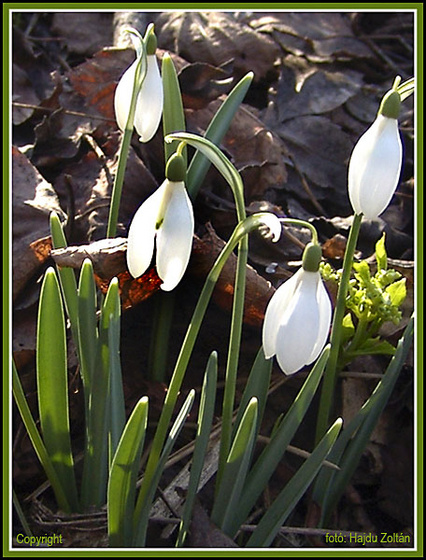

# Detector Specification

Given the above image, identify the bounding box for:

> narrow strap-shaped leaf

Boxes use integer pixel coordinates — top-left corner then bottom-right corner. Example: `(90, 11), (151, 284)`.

(176, 352), (218, 547)
(36, 267), (79, 511)
(12, 360), (71, 513)
(108, 396), (149, 547)
(233, 347), (272, 439)
(84, 278), (120, 507)
(211, 397), (258, 535)
(107, 279), (126, 460)
(186, 72), (253, 199)
(77, 259), (98, 414)
(78, 259), (101, 509)
(133, 389), (196, 547)
(232, 345), (330, 532)
(108, 317), (126, 460)
(13, 489), (33, 537)
(148, 52), (186, 384)
(49, 211), (79, 350)
(247, 418), (343, 547)
(314, 316), (414, 523)
(162, 53), (186, 165)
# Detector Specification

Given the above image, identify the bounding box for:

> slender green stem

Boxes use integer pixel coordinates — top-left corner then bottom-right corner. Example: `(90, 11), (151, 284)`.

(106, 128), (133, 239)
(280, 218), (318, 245)
(217, 233), (248, 485)
(165, 132), (252, 482)
(133, 213), (276, 524)
(315, 213), (363, 443)
(215, 152), (247, 484)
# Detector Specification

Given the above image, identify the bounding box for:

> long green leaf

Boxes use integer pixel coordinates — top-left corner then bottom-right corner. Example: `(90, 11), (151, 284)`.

(247, 418), (343, 547)
(162, 53), (186, 165)
(86, 278), (120, 507)
(314, 316), (414, 523)
(49, 211), (79, 351)
(77, 259), (98, 414)
(231, 345), (330, 533)
(133, 389), (196, 547)
(12, 360), (71, 513)
(233, 347), (272, 439)
(176, 352), (218, 547)
(108, 280), (126, 461)
(148, 52), (186, 384)
(78, 259), (100, 509)
(108, 396), (149, 547)
(186, 72), (253, 199)
(36, 267), (79, 511)
(211, 397), (258, 535)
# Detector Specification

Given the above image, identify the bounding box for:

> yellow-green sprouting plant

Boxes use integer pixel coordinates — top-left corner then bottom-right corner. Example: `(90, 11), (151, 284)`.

(320, 233), (406, 366)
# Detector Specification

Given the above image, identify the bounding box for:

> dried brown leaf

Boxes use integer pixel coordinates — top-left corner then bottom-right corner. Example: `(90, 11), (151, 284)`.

(53, 136), (158, 241)
(275, 67), (364, 122)
(186, 99), (287, 202)
(247, 12), (373, 60)
(12, 146), (66, 300)
(67, 47), (134, 121)
(156, 11), (280, 82)
(12, 63), (40, 125)
(277, 115), (353, 210)
(51, 12), (113, 56)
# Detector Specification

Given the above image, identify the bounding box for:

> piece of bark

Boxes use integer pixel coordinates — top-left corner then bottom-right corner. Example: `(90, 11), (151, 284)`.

(51, 224), (276, 326)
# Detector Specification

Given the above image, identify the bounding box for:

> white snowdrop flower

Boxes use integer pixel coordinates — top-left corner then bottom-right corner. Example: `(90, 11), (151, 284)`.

(126, 154), (194, 292)
(114, 28), (163, 142)
(262, 243), (332, 375)
(348, 88), (402, 220)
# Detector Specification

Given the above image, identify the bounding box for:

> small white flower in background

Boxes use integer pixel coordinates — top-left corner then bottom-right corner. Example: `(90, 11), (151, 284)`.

(126, 154), (194, 292)
(262, 243), (332, 375)
(348, 87), (402, 220)
(114, 27), (163, 142)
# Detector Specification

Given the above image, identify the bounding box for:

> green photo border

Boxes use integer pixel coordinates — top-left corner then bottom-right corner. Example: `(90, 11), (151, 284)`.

(3, 2), (423, 557)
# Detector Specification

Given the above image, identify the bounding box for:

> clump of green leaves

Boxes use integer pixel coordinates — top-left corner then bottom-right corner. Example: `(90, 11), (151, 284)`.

(321, 233), (407, 367)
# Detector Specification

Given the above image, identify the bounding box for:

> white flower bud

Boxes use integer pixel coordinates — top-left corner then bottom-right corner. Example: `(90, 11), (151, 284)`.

(114, 44), (163, 142)
(348, 114), (402, 220)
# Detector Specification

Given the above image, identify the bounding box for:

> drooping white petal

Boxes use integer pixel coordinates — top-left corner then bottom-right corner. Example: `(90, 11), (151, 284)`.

(156, 181), (194, 291)
(348, 115), (402, 220)
(262, 269), (302, 359)
(126, 181), (169, 278)
(134, 54), (163, 143)
(308, 276), (332, 363)
(275, 271), (321, 375)
(114, 59), (138, 132)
